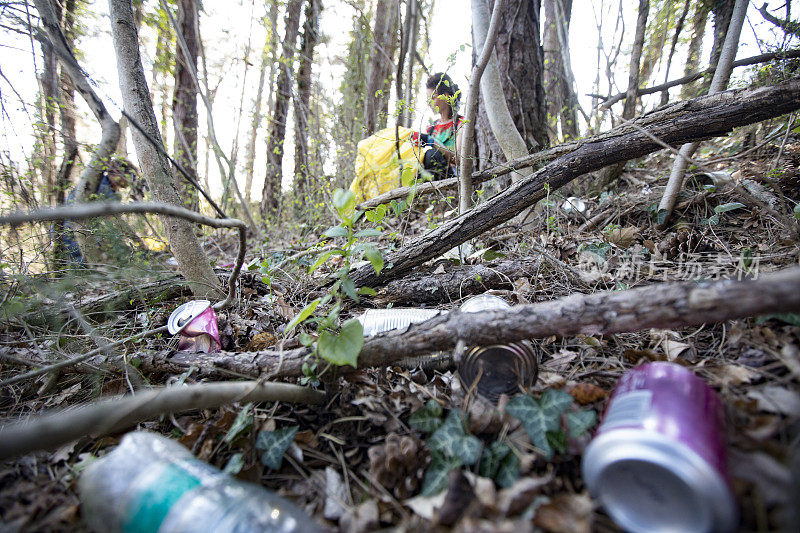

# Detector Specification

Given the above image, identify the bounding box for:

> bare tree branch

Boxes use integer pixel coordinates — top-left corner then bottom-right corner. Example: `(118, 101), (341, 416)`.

(0, 381), (325, 460)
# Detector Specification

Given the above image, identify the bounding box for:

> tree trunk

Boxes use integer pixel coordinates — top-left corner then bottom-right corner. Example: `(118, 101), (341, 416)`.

(243, 4), (275, 205)
(659, 0), (691, 105)
(596, 0), (648, 188)
(108, 0), (220, 299)
(363, 0), (399, 137)
(293, 0), (321, 205)
(702, 0), (735, 93)
(400, 0), (419, 126)
(658, 0), (748, 226)
(260, 0), (303, 220)
(172, 0), (199, 210)
(475, 0), (548, 178)
(542, 0), (577, 143)
(681, 0), (711, 99)
(350, 79), (800, 288)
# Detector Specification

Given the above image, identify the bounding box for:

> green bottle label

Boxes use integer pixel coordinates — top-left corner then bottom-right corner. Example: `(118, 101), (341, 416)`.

(122, 463), (201, 533)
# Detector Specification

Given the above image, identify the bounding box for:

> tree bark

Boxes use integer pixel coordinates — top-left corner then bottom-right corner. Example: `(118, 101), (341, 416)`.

(659, 0), (690, 105)
(293, 0), (321, 204)
(108, 0), (220, 299)
(260, 0), (303, 220)
(350, 79), (800, 288)
(702, 0), (735, 93)
(681, 0), (711, 100)
(156, 267), (800, 380)
(363, 0), (399, 136)
(658, 0), (748, 226)
(596, 0), (648, 188)
(475, 0), (548, 177)
(243, 6), (274, 205)
(0, 381), (325, 461)
(376, 257), (542, 304)
(460, 0), (508, 213)
(542, 0), (578, 142)
(172, 0), (199, 210)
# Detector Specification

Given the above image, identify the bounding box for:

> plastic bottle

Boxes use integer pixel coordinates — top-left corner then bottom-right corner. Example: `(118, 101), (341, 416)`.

(79, 431), (320, 533)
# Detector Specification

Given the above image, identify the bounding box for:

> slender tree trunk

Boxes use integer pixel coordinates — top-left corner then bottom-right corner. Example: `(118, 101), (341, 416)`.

(543, 0), (577, 143)
(293, 0), (321, 206)
(260, 0), (303, 220)
(38, 37), (58, 205)
(475, 0), (548, 178)
(109, 0), (220, 298)
(172, 0), (199, 210)
(681, 1), (711, 100)
(401, 0), (418, 126)
(702, 0), (735, 93)
(243, 2), (277, 205)
(659, 0), (691, 105)
(596, 0), (648, 188)
(363, 0), (399, 136)
(658, 0), (748, 226)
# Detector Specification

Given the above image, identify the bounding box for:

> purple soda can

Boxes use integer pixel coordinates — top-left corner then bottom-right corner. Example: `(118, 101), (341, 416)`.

(582, 362), (737, 533)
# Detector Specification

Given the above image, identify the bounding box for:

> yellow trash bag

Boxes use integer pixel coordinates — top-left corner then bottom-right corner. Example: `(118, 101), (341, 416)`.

(351, 126), (428, 203)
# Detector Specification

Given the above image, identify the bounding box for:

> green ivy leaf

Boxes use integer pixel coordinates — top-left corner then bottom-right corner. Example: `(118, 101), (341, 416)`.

(794, 203), (800, 220)
(357, 287), (377, 296)
(546, 430), (568, 455)
(421, 454), (462, 496)
(409, 399), (444, 433)
(451, 434), (482, 465)
(255, 426), (298, 470)
(428, 411), (466, 455)
(284, 298), (320, 336)
(565, 409), (597, 438)
(318, 318), (363, 368)
(494, 450), (521, 488)
(355, 228), (382, 238)
(714, 202), (746, 214)
(224, 403), (253, 444)
(506, 390), (573, 460)
(223, 452), (245, 475)
(478, 441), (511, 479)
(333, 188), (355, 219)
(363, 245), (384, 276)
(324, 225), (349, 238)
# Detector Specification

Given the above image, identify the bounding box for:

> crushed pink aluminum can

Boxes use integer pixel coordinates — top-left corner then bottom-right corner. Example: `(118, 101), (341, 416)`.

(167, 300), (221, 353)
(582, 362), (737, 532)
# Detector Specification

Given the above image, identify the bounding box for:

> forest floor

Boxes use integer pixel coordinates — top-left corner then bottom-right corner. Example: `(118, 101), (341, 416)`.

(1, 132), (799, 532)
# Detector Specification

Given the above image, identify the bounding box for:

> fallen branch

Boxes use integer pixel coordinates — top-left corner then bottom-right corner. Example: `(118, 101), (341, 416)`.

(599, 48), (800, 109)
(150, 267), (800, 379)
(0, 201), (246, 310)
(375, 257), (543, 304)
(350, 80), (800, 287)
(0, 380), (325, 461)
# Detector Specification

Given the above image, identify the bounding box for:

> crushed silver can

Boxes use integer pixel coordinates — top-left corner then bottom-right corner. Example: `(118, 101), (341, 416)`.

(457, 294), (539, 401)
(357, 308), (442, 337)
(582, 362), (737, 533)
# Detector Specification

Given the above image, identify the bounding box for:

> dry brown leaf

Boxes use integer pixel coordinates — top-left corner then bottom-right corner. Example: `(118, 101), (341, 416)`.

(569, 383), (609, 405)
(604, 226), (638, 248)
(496, 473), (554, 515)
(340, 499), (378, 533)
(405, 493), (446, 521)
(274, 295), (297, 321)
(245, 331), (276, 351)
(546, 349), (579, 372)
(533, 493), (593, 533)
(662, 339), (691, 360)
(707, 364), (758, 387)
(623, 348), (665, 363)
(513, 277), (532, 304)
(324, 466), (347, 520)
(747, 386), (800, 416)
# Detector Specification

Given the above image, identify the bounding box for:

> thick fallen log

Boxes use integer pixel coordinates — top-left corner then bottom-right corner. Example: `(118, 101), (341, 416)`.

(375, 257), (543, 304)
(147, 267), (800, 380)
(0, 381), (324, 460)
(350, 80), (800, 288)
